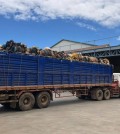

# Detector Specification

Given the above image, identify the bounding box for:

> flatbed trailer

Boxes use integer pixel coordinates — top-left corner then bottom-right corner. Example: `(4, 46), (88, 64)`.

(0, 52), (119, 111)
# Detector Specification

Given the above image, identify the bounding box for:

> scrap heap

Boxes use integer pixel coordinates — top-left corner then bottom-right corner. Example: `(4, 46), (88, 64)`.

(0, 40), (110, 65)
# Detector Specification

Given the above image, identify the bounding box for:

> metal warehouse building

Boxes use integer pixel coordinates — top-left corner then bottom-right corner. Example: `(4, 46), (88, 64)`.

(51, 39), (120, 73)
(51, 39), (97, 52)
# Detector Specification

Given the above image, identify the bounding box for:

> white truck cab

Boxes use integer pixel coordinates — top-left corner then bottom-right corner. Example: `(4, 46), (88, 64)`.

(113, 73), (120, 87)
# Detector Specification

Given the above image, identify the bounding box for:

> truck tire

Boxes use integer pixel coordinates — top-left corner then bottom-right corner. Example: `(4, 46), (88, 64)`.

(95, 89), (103, 101)
(91, 88), (103, 101)
(36, 92), (50, 109)
(103, 89), (111, 100)
(18, 93), (35, 111)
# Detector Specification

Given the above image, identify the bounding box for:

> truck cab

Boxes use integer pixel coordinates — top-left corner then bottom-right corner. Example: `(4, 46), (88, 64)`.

(113, 73), (120, 87)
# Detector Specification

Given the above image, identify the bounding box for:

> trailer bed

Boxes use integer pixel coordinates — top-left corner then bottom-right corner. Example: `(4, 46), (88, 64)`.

(0, 52), (113, 90)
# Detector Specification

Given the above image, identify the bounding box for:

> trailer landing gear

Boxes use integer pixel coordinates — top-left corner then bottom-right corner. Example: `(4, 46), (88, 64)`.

(78, 95), (86, 99)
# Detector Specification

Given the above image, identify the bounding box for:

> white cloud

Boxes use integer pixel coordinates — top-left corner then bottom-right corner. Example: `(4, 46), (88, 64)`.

(76, 22), (97, 31)
(117, 36), (120, 41)
(0, 0), (120, 28)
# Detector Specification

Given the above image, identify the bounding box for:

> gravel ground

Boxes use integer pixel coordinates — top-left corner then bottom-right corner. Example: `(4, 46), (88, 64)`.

(0, 96), (120, 134)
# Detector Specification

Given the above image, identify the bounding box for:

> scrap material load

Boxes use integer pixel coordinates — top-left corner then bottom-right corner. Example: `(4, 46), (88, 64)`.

(0, 40), (110, 65)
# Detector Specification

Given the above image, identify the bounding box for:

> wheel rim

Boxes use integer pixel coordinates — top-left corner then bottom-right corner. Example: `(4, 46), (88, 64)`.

(104, 90), (110, 99)
(106, 91), (109, 97)
(23, 97), (30, 105)
(98, 91), (102, 97)
(41, 95), (48, 105)
(96, 90), (103, 100)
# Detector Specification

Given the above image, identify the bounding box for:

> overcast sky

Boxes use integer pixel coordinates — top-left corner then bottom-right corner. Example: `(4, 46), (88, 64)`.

(0, 0), (120, 48)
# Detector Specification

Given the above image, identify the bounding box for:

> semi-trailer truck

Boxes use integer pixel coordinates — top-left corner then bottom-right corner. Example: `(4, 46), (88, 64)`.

(0, 52), (119, 111)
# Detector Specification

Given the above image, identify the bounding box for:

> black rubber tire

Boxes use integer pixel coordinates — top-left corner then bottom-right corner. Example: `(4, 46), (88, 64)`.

(36, 92), (50, 109)
(95, 89), (103, 101)
(103, 89), (111, 100)
(18, 93), (35, 111)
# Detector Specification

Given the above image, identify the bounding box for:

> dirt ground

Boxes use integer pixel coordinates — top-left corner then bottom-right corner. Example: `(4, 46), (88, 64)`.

(0, 96), (120, 134)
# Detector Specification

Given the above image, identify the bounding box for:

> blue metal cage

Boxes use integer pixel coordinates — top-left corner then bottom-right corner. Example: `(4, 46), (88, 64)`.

(0, 52), (113, 86)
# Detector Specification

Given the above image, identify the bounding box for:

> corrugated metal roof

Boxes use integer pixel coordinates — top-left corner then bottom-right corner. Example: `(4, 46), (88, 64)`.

(51, 39), (97, 48)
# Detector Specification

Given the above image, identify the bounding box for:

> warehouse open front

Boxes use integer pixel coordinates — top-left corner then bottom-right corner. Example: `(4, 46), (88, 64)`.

(108, 56), (120, 73)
